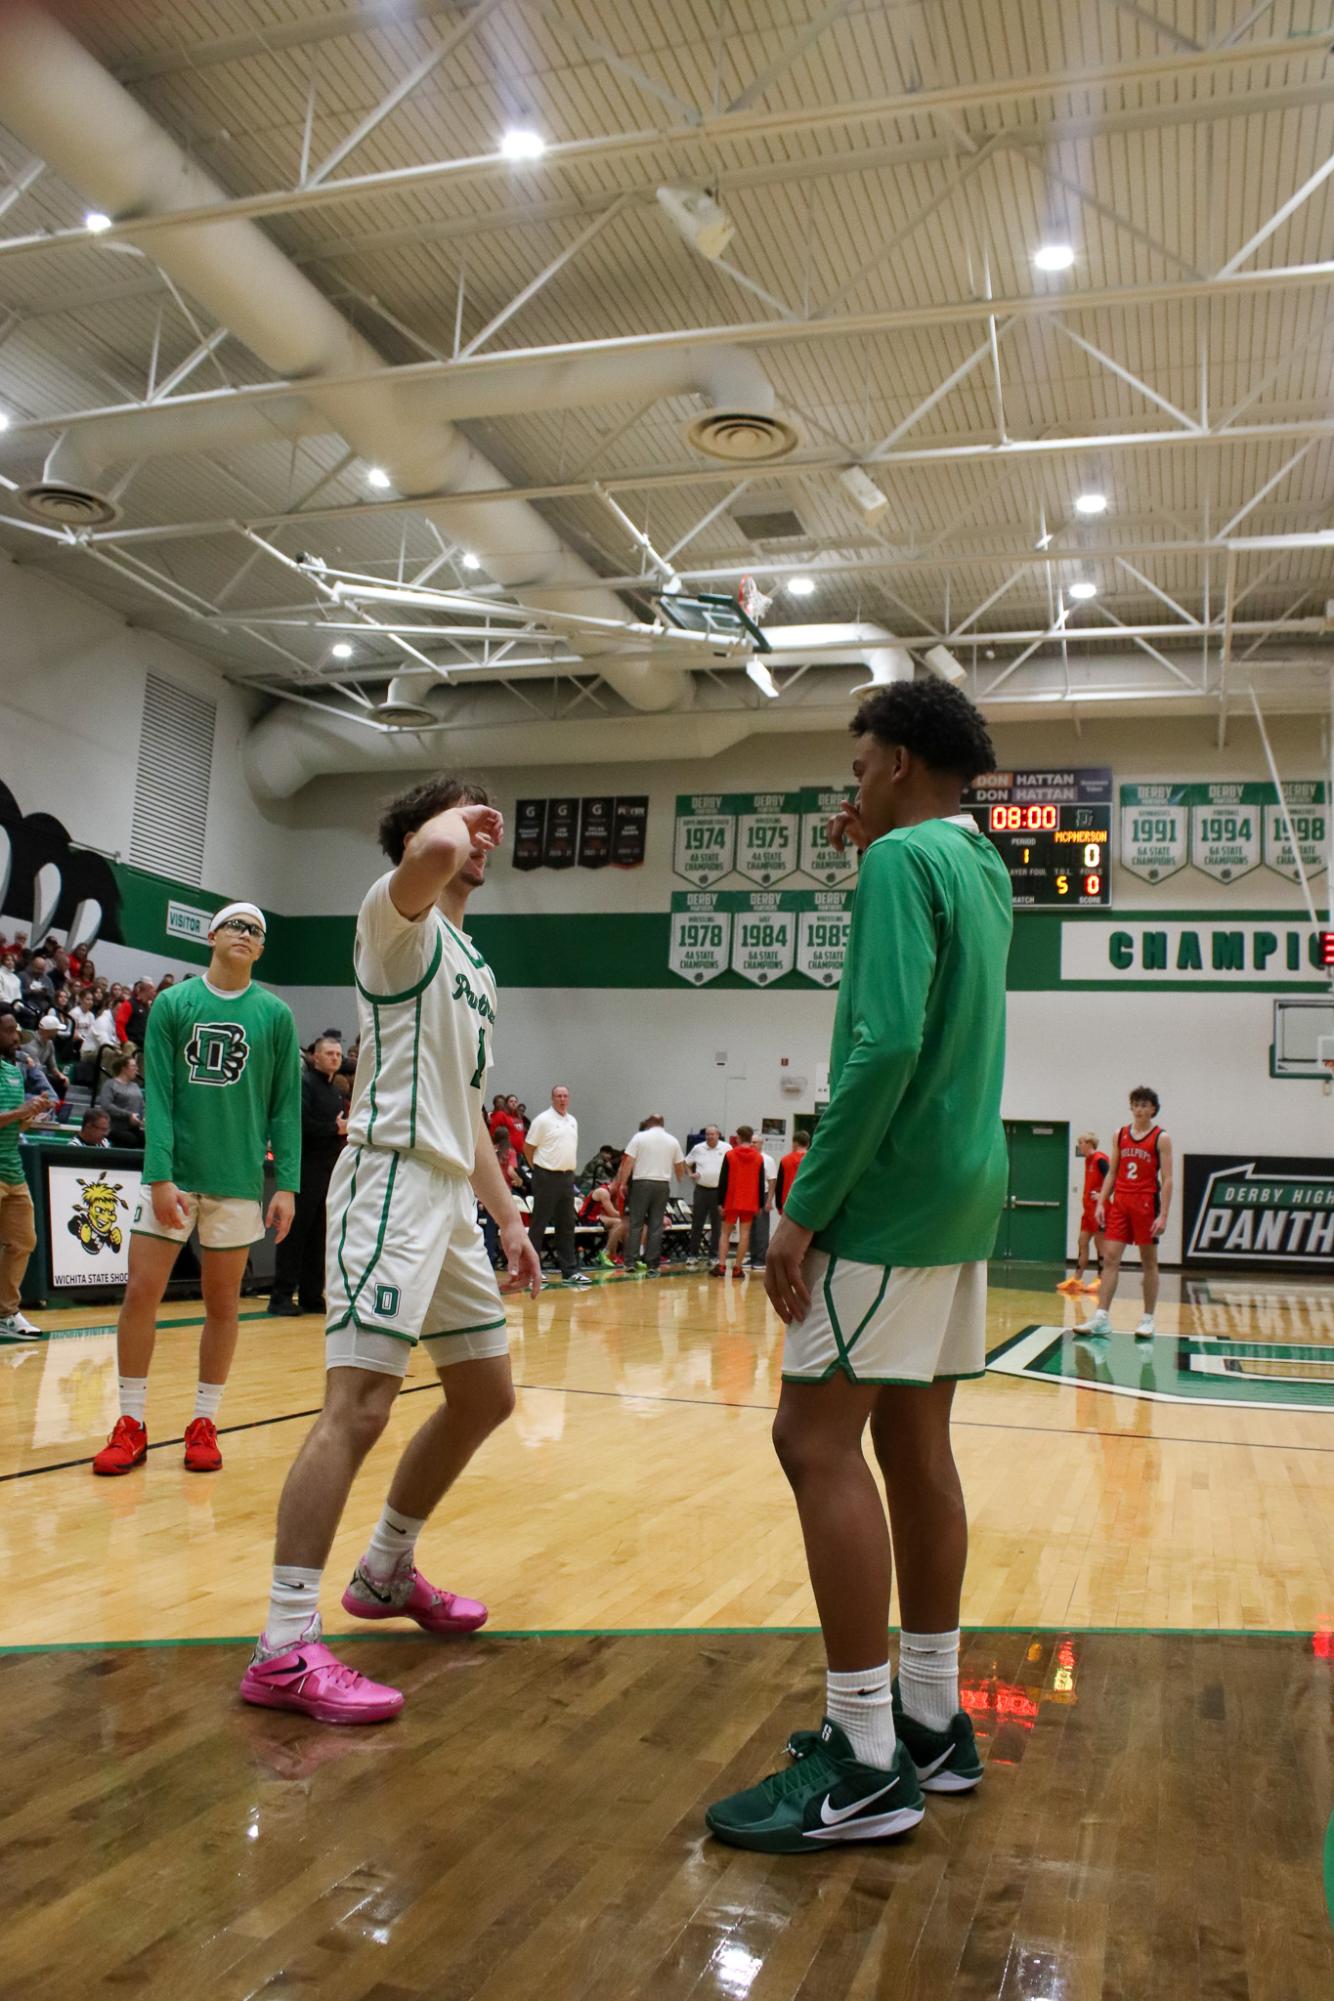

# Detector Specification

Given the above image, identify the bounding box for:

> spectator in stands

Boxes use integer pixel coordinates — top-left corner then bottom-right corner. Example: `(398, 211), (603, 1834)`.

(615, 1114), (686, 1272)
(48, 987), (77, 1064)
(122, 979), (156, 1050)
(580, 1142), (621, 1189)
(483, 1125), (527, 1265)
(776, 1130), (810, 1212)
(21, 953), (55, 1021)
(29, 1013), (71, 1101)
(0, 1010), (53, 1337)
(268, 1035), (346, 1318)
(684, 1126), (730, 1269)
(78, 1107), (111, 1149)
(506, 1093), (527, 1145)
(78, 992), (119, 1080)
(97, 1050), (145, 1148)
(0, 957), (20, 1008)
(718, 1126), (767, 1279)
(156, 975), (174, 993)
(524, 1084), (589, 1290)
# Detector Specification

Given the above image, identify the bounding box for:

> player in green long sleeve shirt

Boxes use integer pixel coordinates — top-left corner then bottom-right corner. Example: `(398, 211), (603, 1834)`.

(93, 902), (302, 1478)
(708, 679), (1012, 1856)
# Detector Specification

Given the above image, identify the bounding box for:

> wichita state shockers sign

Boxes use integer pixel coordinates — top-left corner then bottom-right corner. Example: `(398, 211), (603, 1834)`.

(1182, 1154), (1334, 1267)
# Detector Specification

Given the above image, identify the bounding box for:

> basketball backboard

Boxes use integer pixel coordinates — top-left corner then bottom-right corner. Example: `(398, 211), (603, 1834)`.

(655, 591), (771, 653)
(1271, 995), (1334, 1077)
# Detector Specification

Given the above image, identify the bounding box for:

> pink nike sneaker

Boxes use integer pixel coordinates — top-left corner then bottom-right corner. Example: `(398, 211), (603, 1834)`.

(341, 1560), (488, 1634)
(239, 1633), (404, 1725)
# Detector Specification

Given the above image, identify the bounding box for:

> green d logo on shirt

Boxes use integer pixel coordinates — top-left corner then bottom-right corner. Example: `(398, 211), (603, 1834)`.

(185, 1021), (251, 1086)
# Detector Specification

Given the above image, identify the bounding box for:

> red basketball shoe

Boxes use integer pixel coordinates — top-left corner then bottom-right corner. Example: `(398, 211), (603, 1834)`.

(92, 1415), (148, 1476)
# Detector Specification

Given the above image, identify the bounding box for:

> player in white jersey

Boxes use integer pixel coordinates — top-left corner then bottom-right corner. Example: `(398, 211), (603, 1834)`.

(241, 778), (542, 1726)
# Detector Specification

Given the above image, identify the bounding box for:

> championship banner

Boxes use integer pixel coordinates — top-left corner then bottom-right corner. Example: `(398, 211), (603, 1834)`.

(796, 891), (852, 986)
(576, 796), (613, 869)
(610, 795), (648, 868)
(542, 797), (578, 869)
(1262, 781), (1327, 882)
(1188, 783), (1265, 884)
(46, 1159), (141, 1289)
(512, 798), (547, 872)
(673, 793), (741, 887)
(798, 787), (858, 886)
(1182, 1154), (1334, 1268)
(667, 892), (732, 985)
(1120, 784), (1190, 884)
(734, 791), (802, 888)
(731, 892), (800, 986)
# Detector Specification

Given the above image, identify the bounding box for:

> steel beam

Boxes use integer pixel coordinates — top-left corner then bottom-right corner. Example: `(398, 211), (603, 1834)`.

(1, 31), (1325, 264)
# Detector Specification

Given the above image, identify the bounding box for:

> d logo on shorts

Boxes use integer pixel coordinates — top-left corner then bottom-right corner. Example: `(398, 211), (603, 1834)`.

(185, 1022), (250, 1086)
(374, 1283), (401, 1318)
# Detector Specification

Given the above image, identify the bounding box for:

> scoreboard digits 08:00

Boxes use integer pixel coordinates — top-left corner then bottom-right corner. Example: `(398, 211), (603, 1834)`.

(963, 769), (1113, 909)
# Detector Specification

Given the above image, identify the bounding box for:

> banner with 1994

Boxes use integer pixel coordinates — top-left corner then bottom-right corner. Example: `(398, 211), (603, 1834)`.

(669, 890), (852, 987)
(1120, 781), (1327, 887)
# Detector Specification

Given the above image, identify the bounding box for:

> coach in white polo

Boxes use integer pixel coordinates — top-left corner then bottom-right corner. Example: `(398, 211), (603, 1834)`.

(524, 1085), (589, 1288)
(684, 1125), (730, 1267)
(615, 1114), (686, 1272)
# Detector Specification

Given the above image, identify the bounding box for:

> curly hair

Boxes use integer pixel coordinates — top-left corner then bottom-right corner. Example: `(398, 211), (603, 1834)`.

(1129, 1085), (1161, 1113)
(850, 679), (996, 780)
(377, 777), (491, 864)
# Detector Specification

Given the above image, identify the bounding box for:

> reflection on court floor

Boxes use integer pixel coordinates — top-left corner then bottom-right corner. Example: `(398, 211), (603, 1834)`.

(990, 1322), (1334, 1408)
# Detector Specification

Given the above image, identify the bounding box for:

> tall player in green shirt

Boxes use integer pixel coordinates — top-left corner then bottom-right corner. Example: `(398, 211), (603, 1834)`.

(707, 680), (1012, 1854)
(92, 903), (301, 1476)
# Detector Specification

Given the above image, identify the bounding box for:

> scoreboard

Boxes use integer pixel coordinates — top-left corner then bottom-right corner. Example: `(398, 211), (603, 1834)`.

(963, 768), (1113, 909)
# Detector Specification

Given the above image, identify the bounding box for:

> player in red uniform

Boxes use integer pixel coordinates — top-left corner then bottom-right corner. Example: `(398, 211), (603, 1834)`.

(717, 1126), (766, 1279)
(1057, 1132), (1109, 1295)
(1080, 1087), (1174, 1339)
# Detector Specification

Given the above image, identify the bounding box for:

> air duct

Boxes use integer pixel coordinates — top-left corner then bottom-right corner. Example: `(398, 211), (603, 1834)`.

(0, 5), (790, 711)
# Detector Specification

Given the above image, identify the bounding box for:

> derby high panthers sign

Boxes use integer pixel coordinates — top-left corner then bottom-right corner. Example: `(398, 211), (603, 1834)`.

(1182, 1155), (1334, 1268)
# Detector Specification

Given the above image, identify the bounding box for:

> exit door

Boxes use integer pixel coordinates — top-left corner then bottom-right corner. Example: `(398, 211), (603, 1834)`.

(997, 1120), (1069, 1262)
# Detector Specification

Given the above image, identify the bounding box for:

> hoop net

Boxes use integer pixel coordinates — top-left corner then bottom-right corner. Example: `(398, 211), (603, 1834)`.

(737, 574), (772, 625)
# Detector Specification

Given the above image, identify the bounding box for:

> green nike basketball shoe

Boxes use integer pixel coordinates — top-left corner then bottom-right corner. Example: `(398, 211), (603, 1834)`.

(889, 1678), (984, 1792)
(705, 1718), (924, 1852)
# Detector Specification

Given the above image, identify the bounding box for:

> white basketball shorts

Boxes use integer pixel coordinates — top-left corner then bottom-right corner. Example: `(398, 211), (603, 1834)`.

(782, 1251), (987, 1384)
(132, 1190), (264, 1250)
(324, 1144), (509, 1378)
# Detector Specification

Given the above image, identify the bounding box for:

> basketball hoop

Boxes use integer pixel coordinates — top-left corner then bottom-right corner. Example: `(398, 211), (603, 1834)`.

(738, 574), (772, 626)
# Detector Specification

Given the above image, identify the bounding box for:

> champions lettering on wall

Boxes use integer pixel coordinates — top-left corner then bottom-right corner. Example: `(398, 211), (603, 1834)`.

(1182, 1156), (1334, 1268)
(1060, 918), (1331, 986)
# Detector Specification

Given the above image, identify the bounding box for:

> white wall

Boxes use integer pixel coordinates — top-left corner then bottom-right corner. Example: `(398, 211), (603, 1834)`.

(0, 550), (286, 917)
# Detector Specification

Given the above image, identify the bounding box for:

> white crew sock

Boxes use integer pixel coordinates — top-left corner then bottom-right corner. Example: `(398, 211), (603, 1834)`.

(898, 1628), (961, 1732)
(363, 1503), (425, 1581)
(825, 1663), (896, 1768)
(118, 1375), (148, 1424)
(264, 1565), (323, 1651)
(193, 1381), (224, 1422)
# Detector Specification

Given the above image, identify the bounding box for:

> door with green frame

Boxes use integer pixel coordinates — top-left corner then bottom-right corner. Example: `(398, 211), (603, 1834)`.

(997, 1119), (1069, 1262)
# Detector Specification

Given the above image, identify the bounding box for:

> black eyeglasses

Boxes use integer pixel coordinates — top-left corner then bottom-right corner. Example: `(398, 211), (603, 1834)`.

(217, 919), (264, 940)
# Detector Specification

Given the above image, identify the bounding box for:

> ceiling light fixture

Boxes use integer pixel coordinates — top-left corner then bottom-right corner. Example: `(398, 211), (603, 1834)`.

(84, 210), (113, 233)
(331, 641), (354, 659)
(1068, 580), (1098, 601)
(1033, 241), (1075, 272)
(923, 644), (966, 684)
(1074, 491), (1108, 515)
(786, 575), (816, 597)
(655, 184), (736, 262)
(500, 128), (545, 161)
(366, 466), (391, 490)
(460, 551), (481, 570)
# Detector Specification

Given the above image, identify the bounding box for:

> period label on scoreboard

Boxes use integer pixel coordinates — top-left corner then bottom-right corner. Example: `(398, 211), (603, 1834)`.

(798, 788), (858, 886)
(735, 792), (802, 887)
(1120, 785), (1190, 884)
(1189, 783), (1264, 884)
(668, 893), (733, 985)
(796, 892), (852, 986)
(731, 892), (800, 985)
(1262, 781), (1327, 883)
(963, 769), (1112, 908)
(673, 794), (741, 887)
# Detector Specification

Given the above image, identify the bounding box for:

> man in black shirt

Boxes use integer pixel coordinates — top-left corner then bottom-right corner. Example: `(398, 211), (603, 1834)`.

(267, 1035), (346, 1317)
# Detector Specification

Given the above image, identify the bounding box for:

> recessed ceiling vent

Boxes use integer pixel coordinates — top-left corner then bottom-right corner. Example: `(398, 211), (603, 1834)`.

(19, 482), (120, 526)
(686, 410), (799, 463)
(732, 505), (808, 542)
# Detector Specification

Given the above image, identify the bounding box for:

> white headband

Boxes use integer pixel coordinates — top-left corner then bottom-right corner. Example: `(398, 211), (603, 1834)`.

(210, 901), (267, 935)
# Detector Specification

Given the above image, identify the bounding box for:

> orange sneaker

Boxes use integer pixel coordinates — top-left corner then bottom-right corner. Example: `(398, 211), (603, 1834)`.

(1055, 1278), (1083, 1294)
(92, 1415), (148, 1476)
(183, 1416), (223, 1472)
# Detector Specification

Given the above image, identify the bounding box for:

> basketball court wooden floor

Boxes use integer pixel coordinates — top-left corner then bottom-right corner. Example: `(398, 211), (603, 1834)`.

(2, 1269), (1331, 1998)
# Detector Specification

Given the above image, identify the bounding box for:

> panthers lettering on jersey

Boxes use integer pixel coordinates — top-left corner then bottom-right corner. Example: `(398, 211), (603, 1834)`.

(1113, 1124), (1161, 1203)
